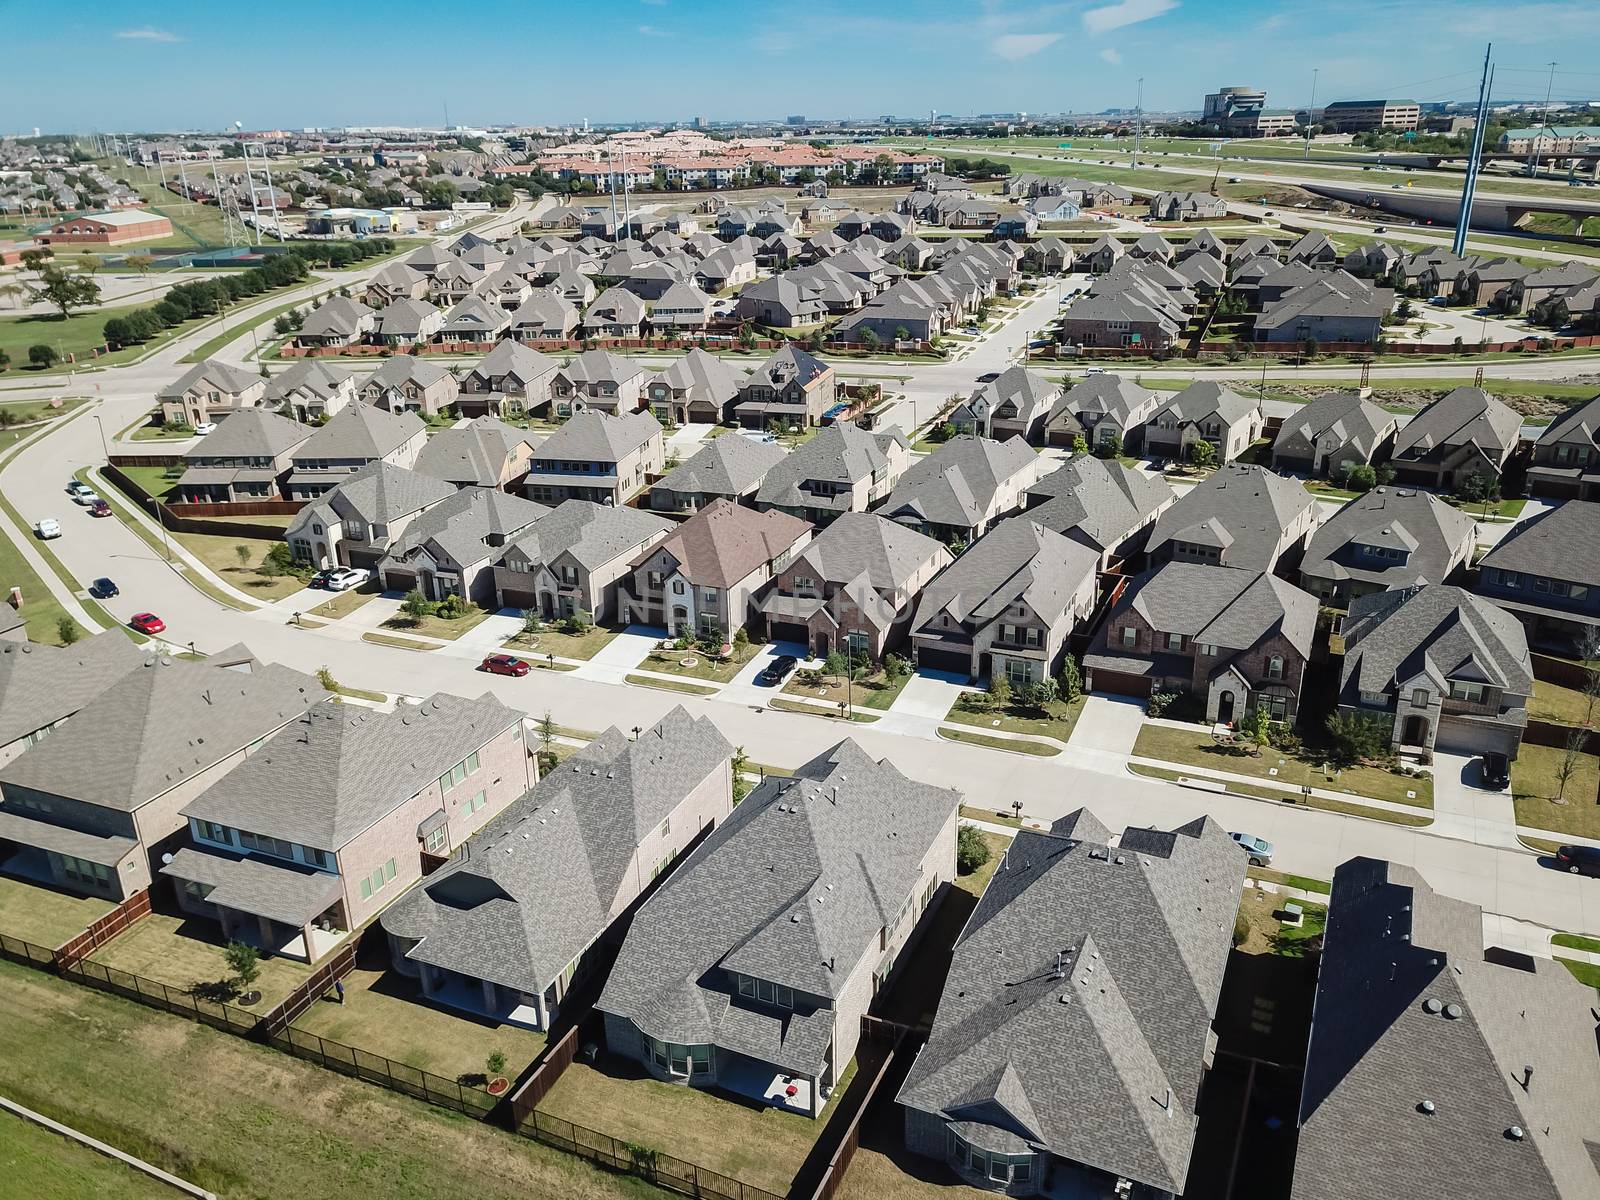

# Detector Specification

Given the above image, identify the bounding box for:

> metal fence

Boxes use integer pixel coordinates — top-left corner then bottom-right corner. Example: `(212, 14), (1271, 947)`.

(522, 1110), (785, 1200)
(0, 932), (57, 970)
(59, 957), (263, 1037)
(257, 937), (361, 1039)
(270, 1027), (496, 1119)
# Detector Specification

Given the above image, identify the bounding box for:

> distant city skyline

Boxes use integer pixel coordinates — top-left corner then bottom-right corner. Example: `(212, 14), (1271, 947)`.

(3, 0), (1597, 133)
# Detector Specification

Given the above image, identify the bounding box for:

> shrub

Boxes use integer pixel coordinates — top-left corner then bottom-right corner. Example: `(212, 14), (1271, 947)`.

(436, 593), (475, 620)
(1232, 912), (1250, 947)
(1093, 432), (1123, 460)
(28, 344), (57, 368)
(1324, 711), (1393, 766)
(884, 653), (911, 680)
(261, 542), (300, 578)
(316, 665), (338, 692)
(958, 690), (992, 712)
(562, 608), (592, 634)
(1019, 678), (1059, 712)
(1147, 690), (1180, 718)
(956, 824), (992, 875)
(1059, 655), (1082, 702)
(988, 674), (1012, 711)
(399, 588), (436, 622)
(1339, 462), (1378, 492)
(733, 627), (749, 647)
(56, 616), (80, 645)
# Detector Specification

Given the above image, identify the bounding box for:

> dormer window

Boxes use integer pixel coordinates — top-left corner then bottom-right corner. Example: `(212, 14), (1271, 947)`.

(733, 973), (793, 1008)
(1449, 681), (1487, 704)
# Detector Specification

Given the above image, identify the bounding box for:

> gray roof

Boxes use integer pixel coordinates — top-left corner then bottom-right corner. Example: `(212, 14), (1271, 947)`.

(534, 409), (661, 464)
(598, 739), (958, 1077)
(1025, 456), (1174, 554)
(0, 655), (324, 811)
(1050, 374), (1156, 428)
(654, 433), (787, 500)
(388, 486), (548, 570)
(499, 499), (672, 573)
(291, 461), (455, 540)
(637, 498), (811, 589)
(0, 632), (146, 751)
(381, 707), (732, 995)
(507, 289), (578, 332)
(265, 360), (352, 405)
(899, 810), (1244, 1195)
(1479, 500), (1600, 589)
(375, 298), (440, 338)
(787, 511), (952, 593)
(182, 693), (518, 850)
(965, 365), (1061, 421)
(362, 355), (454, 392)
(1150, 380), (1260, 430)
(300, 295), (374, 340)
(294, 403), (422, 462)
(1147, 465), (1316, 574)
(158, 358), (261, 401)
(651, 348), (746, 407)
(913, 517), (1099, 632)
(1301, 488), (1475, 593)
(749, 344), (831, 391)
(756, 421), (908, 505)
(1293, 858), (1600, 1200)
(557, 349), (649, 388)
(1117, 562), (1318, 659)
(184, 409), (310, 462)
(160, 846), (344, 928)
(881, 436), (1036, 531)
(1393, 386), (1521, 462)
(1340, 584), (1533, 699)
(462, 340), (558, 388)
(1274, 390), (1398, 463)
(414, 416), (535, 488)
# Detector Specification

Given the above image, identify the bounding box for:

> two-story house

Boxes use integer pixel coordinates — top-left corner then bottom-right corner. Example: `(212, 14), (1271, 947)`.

(284, 403), (426, 501)
(378, 487), (549, 605)
(598, 739), (958, 1118)
(1388, 386), (1521, 491)
(285, 461), (456, 571)
(878, 435), (1039, 546)
(173, 409), (311, 503)
(374, 298), (446, 346)
(381, 707), (732, 1031)
(163, 693), (532, 963)
(0, 632), (147, 769)
(755, 421), (911, 526)
(1477, 500), (1600, 653)
(456, 340), (558, 420)
(297, 295), (376, 348)
(551, 349), (651, 417)
(650, 433), (788, 515)
(1299, 488), (1476, 607)
(264, 361), (358, 424)
(414, 415), (537, 492)
(618, 498), (811, 639)
(757, 512), (951, 660)
(910, 517), (1100, 685)
(359, 356), (460, 418)
(949, 366), (1061, 443)
(1145, 465), (1319, 577)
(645, 348), (747, 427)
(506, 289), (581, 341)
(493, 500), (674, 622)
(0, 655), (324, 902)
(1143, 381), (1265, 464)
(1271, 390), (1400, 479)
(158, 359), (267, 427)
(521, 410), (664, 507)
(733, 346), (842, 431)
(1084, 562), (1318, 724)
(1338, 584), (1533, 759)
(1526, 393), (1600, 500)
(1044, 373), (1161, 452)
(1023, 455), (1176, 571)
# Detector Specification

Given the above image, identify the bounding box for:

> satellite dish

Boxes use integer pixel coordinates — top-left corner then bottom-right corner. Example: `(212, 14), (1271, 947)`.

(160, 852), (173, 865)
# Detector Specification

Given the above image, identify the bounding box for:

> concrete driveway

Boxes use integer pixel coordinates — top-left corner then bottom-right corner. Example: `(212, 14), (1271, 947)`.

(889, 670), (972, 721)
(575, 624), (663, 683)
(722, 639), (814, 706)
(1067, 695), (1148, 767)
(1430, 750), (1521, 848)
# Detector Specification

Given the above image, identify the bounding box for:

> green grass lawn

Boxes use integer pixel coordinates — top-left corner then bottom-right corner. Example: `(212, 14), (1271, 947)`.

(954, 830), (1012, 900)
(1558, 958), (1600, 993)
(937, 727), (1060, 756)
(0, 395), (88, 425)
(308, 582), (381, 621)
(89, 908), (312, 1011)
(0, 957), (659, 1200)
(1511, 742), (1600, 837)
(1530, 680), (1596, 727)
(1444, 496), (1527, 519)
(0, 1110), (183, 1199)
(1132, 724), (1434, 808)
(0, 873), (113, 948)
(363, 631), (441, 652)
(180, 292), (333, 364)
(1128, 762), (1432, 826)
(1249, 868), (1332, 895)
(782, 666), (912, 711)
(641, 640), (759, 683)
(766, 696), (881, 722)
(383, 607), (494, 641)
(503, 623), (620, 661)
(0, 510), (76, 645)
(1235, 891), (1328, 958)
(171, 530), (309, 600)
(625, 673), (717, 696)
(943, 693), (1084, 742)
(115, 462), (179, 504)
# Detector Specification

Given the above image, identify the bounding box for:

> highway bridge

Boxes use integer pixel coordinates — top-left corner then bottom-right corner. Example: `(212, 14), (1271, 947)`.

(1301, 180), (1600, 233)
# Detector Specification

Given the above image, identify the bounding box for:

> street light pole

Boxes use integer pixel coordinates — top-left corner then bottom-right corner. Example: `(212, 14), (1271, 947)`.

(93, 414), (109, 460)
(1304, 68), (1318, 161)
(1531, 60), (1557, 179)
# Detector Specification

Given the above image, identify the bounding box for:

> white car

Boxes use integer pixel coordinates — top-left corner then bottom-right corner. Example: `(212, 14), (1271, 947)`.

(69, 487), (100, 506)
(193, 422), (217, 436)
(324, 567), (370, 592)
(34, 518), (61, 540)
(1229, 832), (1274, 867)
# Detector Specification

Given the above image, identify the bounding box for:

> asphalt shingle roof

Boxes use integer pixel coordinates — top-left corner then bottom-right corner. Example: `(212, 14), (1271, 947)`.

(913, 517), (1099, 632)
(1025, 456), (1174, 555)
(534, 410), (661, 464)
(294, 403), (422, 462)
(1301, 488), (1475, 593)
(881, 436), (1036, 532)
(1479, 499), (1600, 589)
(414, 417), (535, 488)
(635, 497), (810, 589)
(1273, 390), (1398, 464)
(1393, 386), (1521, 462)
(755, 421), (908, 506)
(183, 409), (309, 461)
(654, 433), (787, 499)
(499, 499), (672, 573)
(0, 632), (146, 751)
(387, 486), (548, 570)
(1147, 465), (1315, 575)
(1340, 584), (1533, 700)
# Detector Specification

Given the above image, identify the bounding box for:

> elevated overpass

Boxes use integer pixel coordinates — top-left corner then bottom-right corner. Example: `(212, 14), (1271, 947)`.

(1300, 180), (1600, 234)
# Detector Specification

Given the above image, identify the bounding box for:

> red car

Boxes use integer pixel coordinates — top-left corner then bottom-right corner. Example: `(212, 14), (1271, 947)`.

(129, 612), (166, 635)
(480, 654), (530, 677)
(88, 499), (112, 518)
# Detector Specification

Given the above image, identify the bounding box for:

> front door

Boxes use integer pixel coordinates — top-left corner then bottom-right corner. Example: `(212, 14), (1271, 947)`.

(1217, 690), (1236, 724)
(1404, 714), (1429, 746)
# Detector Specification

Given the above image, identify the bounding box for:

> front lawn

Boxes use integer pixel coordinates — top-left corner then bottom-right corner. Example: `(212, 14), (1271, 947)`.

(0, 872), (113, 948)
(781, 665), (913, 710)
(171, 531), (310, 600)
(1529, 679), (1596, 728)
(308, 582), (381, 621)
(943, 693), (1085, 742)
(88, 907), (312, 1010)
(1511, 742), (1600, 838)
(503, 622), (620, 661)
(640, 639), (760, 683)
(1132, 724), (1434, 809)
(1128, 763), (1431, 826)
(937, 728), (1060, 756)
(382, 606), (493, 641)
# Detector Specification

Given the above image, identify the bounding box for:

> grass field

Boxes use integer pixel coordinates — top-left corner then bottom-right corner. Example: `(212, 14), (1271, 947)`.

(937, 727), (1060, 756)
(503, 622), (620, 661)
(0, 956), (659, 1200)
(171, 530), (309, 600)
(0, 873), (112, 948)
(0, 1110), (184, 1200)
(1511, 742), (1600, 838)
(942, 694), (1084, 742)
(1530, 680), (1596, 727)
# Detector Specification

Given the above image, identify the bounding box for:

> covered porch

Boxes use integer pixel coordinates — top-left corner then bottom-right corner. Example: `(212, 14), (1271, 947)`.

(416, 960), (546, 1031)
(0, 811), (138, 901)
(160, 847), (349, 965)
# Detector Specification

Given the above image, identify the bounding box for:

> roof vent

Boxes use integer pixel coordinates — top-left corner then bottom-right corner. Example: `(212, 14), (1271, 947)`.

(1418, 1100), (1436, 1115)
(1058, 994), (1071, 1005)
(1508, 1126), (1525, 1141)
(1423, 997), (1442, 1015)
(1443, 1003), (1463, 1020)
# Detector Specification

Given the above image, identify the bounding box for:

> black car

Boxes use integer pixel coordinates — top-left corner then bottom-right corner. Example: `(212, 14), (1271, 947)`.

(1555, 845), (1600, 877)
(90, 577), (118, 599)
(755, 654), (798, 687)
(1479, 751), (1510, 790)
(307, 568), (336, 590)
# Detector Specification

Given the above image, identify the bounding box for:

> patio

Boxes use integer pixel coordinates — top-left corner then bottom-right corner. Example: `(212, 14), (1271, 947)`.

(718, 1053), (816, 1115)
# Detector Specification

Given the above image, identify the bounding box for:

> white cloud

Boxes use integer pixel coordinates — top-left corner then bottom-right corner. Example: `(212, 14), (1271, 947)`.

(1099, 47), (1122, 64)
(1081, 0), (1176, 36)
(989, 32), (1063, 60)
(115, 27), (183, 43)
(637, 23), (669, 36)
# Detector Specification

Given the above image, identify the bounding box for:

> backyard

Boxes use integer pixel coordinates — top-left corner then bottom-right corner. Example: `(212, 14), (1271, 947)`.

(1529, 679), (1596, 728)
(1132, 723), (1435, 809)
(640, 638), (760, 683)
(0, 872), (112, 948)
(942, 692), (1085, 743)
(504, 621), (620, 661)
(87, 908), (313, 1011)
(1511, 742), (1600, 838)
(171, 531), (310, 600)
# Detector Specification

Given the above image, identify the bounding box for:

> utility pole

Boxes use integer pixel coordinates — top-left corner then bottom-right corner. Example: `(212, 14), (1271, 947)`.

(1303, 68), (1318, 160)
(1530, 60), (1557, 179)
(1133, 77), (1144, 169)
(605, 146), (620, 233)
(1452, 44), (1493, 258)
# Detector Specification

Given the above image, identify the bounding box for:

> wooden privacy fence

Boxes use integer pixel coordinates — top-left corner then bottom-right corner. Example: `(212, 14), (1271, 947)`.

(1532, 652), (1595, 691)
(54, 887), (152, 966)
(256, 935), (362, 1039)
(507, 1023), (581, 1132)
(803, 1022), (912, 1200)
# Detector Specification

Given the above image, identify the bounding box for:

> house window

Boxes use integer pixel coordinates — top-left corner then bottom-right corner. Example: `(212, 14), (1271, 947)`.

(1166, 633), (1184, 652)
(198, 821), (231, 844)
(1005, 658), (1036, 687)
(467, 790), (487, 815)
(424, 826), (448, 854)
(645, 1035), (711, 1078)
(346, 521), (367, 541)
(1411, 688), (1429, 707)
(359, 858), (398, 901)
(701, 587), (718, 605)
(672, 580), (685, 595)
(1198, 643), (1218, 657)
(1449, 681), (1487, 704)
(1266, 655), (1284, 681)
(303, 847), (329, 869)
(57, 855), (112, 888)
(659, 816), (670, 837)
(1121, 626), (1138, 650)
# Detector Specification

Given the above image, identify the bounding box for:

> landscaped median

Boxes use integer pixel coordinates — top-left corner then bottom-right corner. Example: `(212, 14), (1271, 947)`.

(766, 695), (881, 723)
(362, 631), (442, 652)
(937, 727), (1061, 756)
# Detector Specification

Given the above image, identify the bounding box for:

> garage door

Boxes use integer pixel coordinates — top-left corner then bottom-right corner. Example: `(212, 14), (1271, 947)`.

(768, 621), (811, 648)
(917, 645), (973, 676)
(1089, 668), (1153, 698)
(1436, 716), (1516, 758)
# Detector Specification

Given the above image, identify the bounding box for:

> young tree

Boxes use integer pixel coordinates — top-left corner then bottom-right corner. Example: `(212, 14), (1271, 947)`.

(1059, 654), (1083, 702)
(234, 544), (252, 569)
(1324, 711), (1391, 766)
(1071, 433), (1089, 457)
(56, 616), (80, 645)
(224, 940), (260, 997)
(1395, 297), (1414, 322)
(731, 745), (751, 802)
(884, 653), (911, 680)
(823, 650), (848, 679)
(1189, 439), (1217, 469)
(1555, 728), (1591, 804)
(520, 608), (542, 636)
(989, 673), (1012, 711)
(537, 709), (557, 752)
(400, 588), (433, 622)
(1579, 627), (1600, 727)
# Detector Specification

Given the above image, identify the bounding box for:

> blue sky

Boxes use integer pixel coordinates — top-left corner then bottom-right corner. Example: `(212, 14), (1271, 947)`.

(2, 0), (1596, 133)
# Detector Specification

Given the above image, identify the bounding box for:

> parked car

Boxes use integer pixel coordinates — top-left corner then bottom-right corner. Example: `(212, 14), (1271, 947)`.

(307, 568), (337, 590)
(480, 654), (531, 677)
(976, 372), (1000, 383)
(755, 654), (798, 687)
(129, 612), (166, 635)
(193, 422), (217, 436)
(1479, 751), (1510, 790)
(90, 577), (119, 599)
(34, 518), (60, 540)
(88, 499), (112, 518)
(324, 567), (370, 593)
(66, 481), (96, 502)
(1554, 845), (1600, 877)
(1229, 831), (1274, 867)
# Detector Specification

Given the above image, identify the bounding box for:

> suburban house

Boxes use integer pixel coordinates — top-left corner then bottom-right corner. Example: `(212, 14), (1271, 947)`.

(378, 487), (548, 605)
(757, 512), (951, 660)
(879, 435), (1039, 546)
(910, 517), (1099, 685)
(1477, 500), (1600, 653)
(618, 498), (811, 639)
(898, 809), (1244, 1200)
(374, 298), (445, 346)
(0, 655), (324, 902)
(550, 349), (651, 417)
(1501, 260), (1597, 315)
(644, 348), (747, 427)
(380, 707), (733, 1032)
(1271, 390), (1400, 478)
(1299, 488), (1476, 606)
(162, 692), (532, 964)
(1024, 455), (1175, 570)
(1145, 465), (1319, 576)
(1143, 381), (1264, 464)
(597, 739), (959, 1118)
(366, 262), (430, 306)
(414, 416), (537, 491)
(359, 357), (460, 418)
(1084, 562), (1318, 723)
(506, 289), (580, 340)
(650, 434), (787, 515)
(285, 461), (456, 570)
(949, 366), (1061, 442)
(173, 409), (311, 503)
(755, 420), (912, 526)
(0, 633), (147, 769)
(1388, 386), (1521, 490)
(284, 404), (426, 501)
(493, 500), (673, 621)
(521, 410), (665, 507)
(297, 295), (377, 348)
(1338, 584), (1533, 759)
(1149, 191), (1227, 221)
(1044, 373), (1161, 452)
(585, 287), (648, 338)
(1526, 393), (1600, 500)
(264, 361), (357, 424)
(1292, 858), (1600, 1200)
(1254, 276), (1393, 346)
(733, 346), (842, 432)
(1076, 234), (1125, 274)
(1055, 287), (1183, 353)
(456, 341), (558, 419)
(158, 359), (268, 427)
